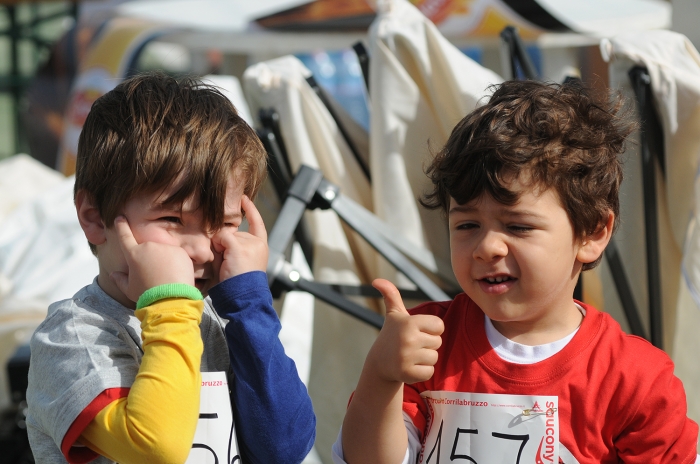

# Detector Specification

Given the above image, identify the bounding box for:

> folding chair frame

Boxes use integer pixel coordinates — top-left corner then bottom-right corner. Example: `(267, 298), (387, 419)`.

(266, 165), (458, 330)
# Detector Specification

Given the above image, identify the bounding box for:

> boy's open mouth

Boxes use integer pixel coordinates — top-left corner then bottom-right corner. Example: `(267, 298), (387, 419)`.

(482, 276), (514, 284)
(478, 275), (516, 294)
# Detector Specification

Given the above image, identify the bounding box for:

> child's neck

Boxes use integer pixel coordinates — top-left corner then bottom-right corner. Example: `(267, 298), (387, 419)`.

(97, 271), (136, 309)
(489, 302), (584, 346)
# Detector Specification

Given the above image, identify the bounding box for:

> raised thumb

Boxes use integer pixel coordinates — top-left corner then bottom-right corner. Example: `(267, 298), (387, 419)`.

(372, 278), (409, 315)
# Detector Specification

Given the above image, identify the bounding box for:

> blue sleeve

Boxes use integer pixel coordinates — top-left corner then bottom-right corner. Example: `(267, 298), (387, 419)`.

(208, 271), (316, 464)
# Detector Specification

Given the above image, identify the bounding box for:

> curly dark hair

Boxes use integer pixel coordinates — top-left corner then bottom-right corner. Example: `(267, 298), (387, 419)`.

(421, 79), (636, 270)
(74, 72), (267, 254)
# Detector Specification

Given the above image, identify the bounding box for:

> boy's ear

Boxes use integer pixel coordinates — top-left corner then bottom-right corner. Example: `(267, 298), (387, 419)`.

(577, 211), (614, 264)
(75, 190), (107, 246)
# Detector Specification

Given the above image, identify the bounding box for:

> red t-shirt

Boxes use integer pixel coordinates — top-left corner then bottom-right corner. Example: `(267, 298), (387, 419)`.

(403, 293), (699, 463)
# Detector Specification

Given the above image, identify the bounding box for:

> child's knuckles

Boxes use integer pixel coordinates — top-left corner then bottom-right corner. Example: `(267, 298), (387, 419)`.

(416, 315), (444, 334)
(399, 329), (422, 348)
(419, 331), (442, 349)
(397, 347), (421, 371)
(416, 332), (439, 351)
(412, 314), (431, 326)
(423, 349), (439, 366)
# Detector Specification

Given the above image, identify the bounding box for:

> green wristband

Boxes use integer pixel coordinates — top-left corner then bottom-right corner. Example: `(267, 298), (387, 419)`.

(136, 283), (203, 309)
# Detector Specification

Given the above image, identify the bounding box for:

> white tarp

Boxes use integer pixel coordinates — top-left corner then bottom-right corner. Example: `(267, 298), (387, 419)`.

(116, 0), (310, 31)
(601, 29), (700, 428)
(0, 155), (98, 409)
(368, 0), (502, 286)
(536, 0), (670, 36)
(0, 155), (64, 224)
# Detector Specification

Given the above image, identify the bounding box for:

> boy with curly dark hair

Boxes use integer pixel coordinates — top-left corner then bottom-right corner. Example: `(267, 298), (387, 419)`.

(336, 80), (699, 463)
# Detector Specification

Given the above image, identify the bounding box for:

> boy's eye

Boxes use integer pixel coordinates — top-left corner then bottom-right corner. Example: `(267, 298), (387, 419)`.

(160, 216), (182, 224)
(455, 222), (478, 231)
(508, 224), (533, 233)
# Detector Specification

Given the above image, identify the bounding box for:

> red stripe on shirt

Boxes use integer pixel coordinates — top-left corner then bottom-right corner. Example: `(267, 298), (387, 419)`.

(61, 387), (130, 463)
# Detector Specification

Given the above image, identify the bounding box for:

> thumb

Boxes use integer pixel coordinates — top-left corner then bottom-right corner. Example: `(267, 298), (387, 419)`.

(109, 271), (130, 298)
(372, 278), (409, 316)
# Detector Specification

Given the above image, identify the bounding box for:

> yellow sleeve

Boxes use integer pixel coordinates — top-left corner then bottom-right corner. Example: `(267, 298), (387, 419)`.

(79, 298), (204, 464)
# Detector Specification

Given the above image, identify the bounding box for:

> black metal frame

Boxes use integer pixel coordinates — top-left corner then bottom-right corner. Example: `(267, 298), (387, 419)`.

(352, 41), (370, 92)
(266, 165), (458, 329)
(305, 75), (371, 182)
(1, 343), (31, 461)
(628, 66), (665, 349)
(257, 108), (316, 269)
(500, 25), (538, 80)
(259, 69), (458, 327)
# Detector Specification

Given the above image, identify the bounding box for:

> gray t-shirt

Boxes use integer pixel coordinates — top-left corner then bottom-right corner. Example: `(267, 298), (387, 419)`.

(26, 279), (231, 463)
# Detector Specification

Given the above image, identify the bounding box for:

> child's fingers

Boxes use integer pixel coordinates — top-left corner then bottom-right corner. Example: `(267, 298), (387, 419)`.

(415, 346), (440, 366)
(414, 314), (445, 337)
(210, 229), (226, 254)
(372, 278), (409, 316)
(113, 216), (139, 253)
(407, 365), (435, 384)
(419, 331), (444, 351)
(241, 195), (267, 241)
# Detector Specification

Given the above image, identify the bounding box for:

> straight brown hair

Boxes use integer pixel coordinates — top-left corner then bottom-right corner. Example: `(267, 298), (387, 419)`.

(74, 72), (267, 252)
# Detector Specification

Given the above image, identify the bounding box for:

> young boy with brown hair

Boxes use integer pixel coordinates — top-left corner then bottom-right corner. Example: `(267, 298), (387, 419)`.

(335, 80), (699, 463)
(26, 72), (315, 464)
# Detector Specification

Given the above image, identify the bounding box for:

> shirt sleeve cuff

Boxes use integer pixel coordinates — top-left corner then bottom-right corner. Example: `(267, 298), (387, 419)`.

(136, 283), (202, 309)
(207, 271), (269, 309)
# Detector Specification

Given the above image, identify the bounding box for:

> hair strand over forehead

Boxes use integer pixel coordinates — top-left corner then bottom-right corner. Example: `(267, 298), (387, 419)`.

(74, 72), (267, 253)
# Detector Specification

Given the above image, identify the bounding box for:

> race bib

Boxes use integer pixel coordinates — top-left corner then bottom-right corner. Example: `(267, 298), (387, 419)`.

(419, 391), (559, 464)
(186, 372), (241, 464)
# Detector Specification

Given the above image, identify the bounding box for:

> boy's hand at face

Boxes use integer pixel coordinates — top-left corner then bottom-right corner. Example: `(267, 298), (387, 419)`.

(109, 216), (195, 303)
(368, 279), (445, 385)
(212, 195), (268, 282)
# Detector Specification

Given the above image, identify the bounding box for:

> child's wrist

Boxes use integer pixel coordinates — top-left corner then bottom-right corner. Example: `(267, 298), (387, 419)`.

(136, 283), (203, 309)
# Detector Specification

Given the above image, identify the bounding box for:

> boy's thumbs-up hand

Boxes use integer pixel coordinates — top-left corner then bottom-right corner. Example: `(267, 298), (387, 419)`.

(368, 279), (445, 385)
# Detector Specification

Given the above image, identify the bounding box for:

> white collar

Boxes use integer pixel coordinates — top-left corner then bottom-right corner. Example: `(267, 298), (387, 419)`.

(484, 304), (586, 365)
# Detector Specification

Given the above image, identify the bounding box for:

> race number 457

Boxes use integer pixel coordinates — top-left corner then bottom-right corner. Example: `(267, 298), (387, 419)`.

(418, 392), (559, 464)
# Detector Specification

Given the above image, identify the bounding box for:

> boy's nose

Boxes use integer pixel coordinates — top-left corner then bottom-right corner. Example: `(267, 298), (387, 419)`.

(473, 231), (508, 261)
(183, 234), (215, 264)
